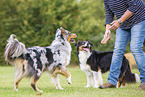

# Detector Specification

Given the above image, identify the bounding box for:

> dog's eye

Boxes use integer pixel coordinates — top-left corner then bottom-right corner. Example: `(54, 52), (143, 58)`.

(67, 31), (71, 34)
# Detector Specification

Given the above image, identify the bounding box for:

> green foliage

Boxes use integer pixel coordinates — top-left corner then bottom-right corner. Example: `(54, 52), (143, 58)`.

(0, 0), (145, 65)
(0, 0), (80, 65)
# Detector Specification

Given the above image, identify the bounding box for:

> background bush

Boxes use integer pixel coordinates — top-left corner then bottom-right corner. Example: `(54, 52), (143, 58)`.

(0, 0), (145, 65)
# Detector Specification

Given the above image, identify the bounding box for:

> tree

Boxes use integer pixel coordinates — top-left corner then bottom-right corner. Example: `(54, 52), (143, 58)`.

(0, 0), (145, 65)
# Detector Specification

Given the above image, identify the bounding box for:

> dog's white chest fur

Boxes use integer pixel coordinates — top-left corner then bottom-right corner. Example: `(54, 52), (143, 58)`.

(78, 51), (91, 72)
(78, 50), (103, 88)
(50, 40), (72, 67)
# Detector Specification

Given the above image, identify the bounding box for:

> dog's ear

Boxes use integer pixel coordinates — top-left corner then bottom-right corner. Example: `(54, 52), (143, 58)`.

(74, 41), (79, 46)
(61, 27), (65, 34)
(60, 27), (66, 39)
(88, 40), (93, 46)
(74, 43), (77, 46)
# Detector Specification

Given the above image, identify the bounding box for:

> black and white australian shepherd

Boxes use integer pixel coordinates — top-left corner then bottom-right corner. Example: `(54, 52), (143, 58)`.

(74, 41), (139, 88)
(4, 27), (77, 92)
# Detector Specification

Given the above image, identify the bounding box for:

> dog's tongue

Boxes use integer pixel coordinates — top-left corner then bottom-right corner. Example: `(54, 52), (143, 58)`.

(83, 48), (89, 52)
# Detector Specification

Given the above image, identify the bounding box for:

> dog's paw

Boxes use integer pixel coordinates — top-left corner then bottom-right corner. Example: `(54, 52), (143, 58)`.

(68, 81), (72, 84)
(14, 88), (18, 92)
(67, 79), (72, 85)
(84, 85), (91, 88)
(67, 76), (72, 84)
(120, 86), (125, 88)
(98, 82), (103, 86)
(56, 87), (64, 90)
(36, 90), (43, 95)
(93, 86), (99, 88)
(38, 90), (43, 93)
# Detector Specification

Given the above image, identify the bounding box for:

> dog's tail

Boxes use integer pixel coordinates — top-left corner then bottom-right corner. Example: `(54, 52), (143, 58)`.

(120, 57), (140, 85)
(4, 34), (26, 64)
(124, 67), (140, 83)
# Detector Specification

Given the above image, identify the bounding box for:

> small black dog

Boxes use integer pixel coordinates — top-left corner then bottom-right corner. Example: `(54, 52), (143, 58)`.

(74, 41), (139, 88)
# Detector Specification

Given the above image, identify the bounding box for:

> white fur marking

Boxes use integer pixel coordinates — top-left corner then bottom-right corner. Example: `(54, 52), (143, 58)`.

(134, 73), (140, 83)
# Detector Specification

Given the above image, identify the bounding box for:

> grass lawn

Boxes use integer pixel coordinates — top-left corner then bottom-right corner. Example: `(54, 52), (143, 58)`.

(0, 66), (144, 97)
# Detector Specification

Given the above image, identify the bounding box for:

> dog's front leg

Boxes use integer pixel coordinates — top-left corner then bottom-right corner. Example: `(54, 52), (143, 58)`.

(52, 66), (72, 86)
(92, 71), (99, 88)
(85, 71), (93, 88)
(52, 74), (63, 90)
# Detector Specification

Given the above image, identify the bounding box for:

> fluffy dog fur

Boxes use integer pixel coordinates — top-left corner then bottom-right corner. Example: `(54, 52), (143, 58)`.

(74, 41), (139, 88)
(4, 27), (77, 92)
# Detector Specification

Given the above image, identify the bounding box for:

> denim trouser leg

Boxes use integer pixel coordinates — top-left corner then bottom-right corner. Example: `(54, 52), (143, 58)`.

(107, 20), (145, 85)
(107, 28), (130, 86)
(130, 21), (145, 84)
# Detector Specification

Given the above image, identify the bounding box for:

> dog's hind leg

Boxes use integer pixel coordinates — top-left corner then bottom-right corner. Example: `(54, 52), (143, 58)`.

(14, 59), (25, 91)
(98, 69), (103, 85)
(31, 75), (43, 93)
(118, 77), (126, 88)
(14, 76), (23, 92)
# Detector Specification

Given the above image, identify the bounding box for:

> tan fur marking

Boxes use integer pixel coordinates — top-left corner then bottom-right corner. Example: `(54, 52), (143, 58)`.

(15, 81), (20, 89)
(53, 67), (70, 78)
(62, 28), (66, 39)
(61, 28), (65, 33)
(124, 52), (145, 69)
(64, 59), (67, 67)
(14, 59), (25, 90)
(79, 46), (83, 51)
(14, 59), (29, 89)
(14, 59), (23, 67)
(31, 77), (40, 91)
(98, 69), (101, 72)
(124, 53), (135, 69)
(117, 82), (120, 88)
(67, 34), (77, 43)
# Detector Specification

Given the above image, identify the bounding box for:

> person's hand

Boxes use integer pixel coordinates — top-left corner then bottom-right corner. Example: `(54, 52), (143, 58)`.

(104, 30), (111, 37)
(109, 20), (120, 31)
(101, 30), (111, 44)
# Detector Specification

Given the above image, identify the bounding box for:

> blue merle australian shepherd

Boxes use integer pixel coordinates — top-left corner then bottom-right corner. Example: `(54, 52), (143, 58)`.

(74, 41), (139, 88)
(4, 27), (77, 92)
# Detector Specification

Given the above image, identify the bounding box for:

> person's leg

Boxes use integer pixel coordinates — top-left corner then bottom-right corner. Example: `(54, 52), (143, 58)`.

(130, 20), (145, 86)
(107, 28), (131, 86)
(99, 27), (131, 89)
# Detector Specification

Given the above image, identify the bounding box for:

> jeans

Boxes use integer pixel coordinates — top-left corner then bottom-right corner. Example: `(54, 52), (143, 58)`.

(108, 20), (145, 85)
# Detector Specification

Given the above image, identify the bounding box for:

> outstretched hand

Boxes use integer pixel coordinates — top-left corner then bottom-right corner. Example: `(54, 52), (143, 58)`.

(109, 20), (120, 31)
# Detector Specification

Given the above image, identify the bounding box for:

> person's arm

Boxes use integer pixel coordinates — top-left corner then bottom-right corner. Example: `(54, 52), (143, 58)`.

(109, 0), (142, 30)
(109, 10), (133, 31)
(103, 0), (114, 26)
(103, 0), (114, 36)
(118, 10), (133, 24)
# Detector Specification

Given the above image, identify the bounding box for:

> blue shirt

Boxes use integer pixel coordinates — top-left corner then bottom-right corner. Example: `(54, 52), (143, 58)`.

(104, 0), (145, 29)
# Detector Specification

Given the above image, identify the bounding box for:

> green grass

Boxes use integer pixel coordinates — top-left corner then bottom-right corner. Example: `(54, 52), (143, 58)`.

(0, 66), (145, 97)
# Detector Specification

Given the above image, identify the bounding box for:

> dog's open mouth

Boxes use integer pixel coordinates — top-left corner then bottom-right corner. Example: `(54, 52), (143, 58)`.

(68, 34), (77, 43)
(82, 47), (90, 52)
(70, 38), (75, 43)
